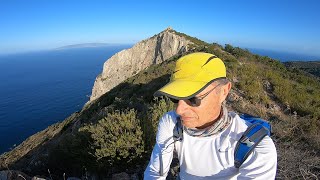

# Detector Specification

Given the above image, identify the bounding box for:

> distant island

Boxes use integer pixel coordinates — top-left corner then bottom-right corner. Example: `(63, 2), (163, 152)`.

(56, 43), (124, 49)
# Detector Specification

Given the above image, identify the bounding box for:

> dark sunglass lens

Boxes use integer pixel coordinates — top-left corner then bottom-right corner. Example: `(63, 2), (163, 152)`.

(169, 97), (201, 106)
(188, 97), (201, 107)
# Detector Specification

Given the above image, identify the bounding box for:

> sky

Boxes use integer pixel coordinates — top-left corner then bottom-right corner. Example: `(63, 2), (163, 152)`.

(1, 0), (320, 56)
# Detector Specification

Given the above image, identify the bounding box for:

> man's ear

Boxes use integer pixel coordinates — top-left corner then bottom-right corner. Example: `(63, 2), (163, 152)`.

(219, 82), (232, 103)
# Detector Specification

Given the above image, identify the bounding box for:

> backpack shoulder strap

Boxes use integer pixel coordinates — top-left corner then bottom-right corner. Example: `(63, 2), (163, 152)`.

(159, 116), (183, 176)
(173, 117), (183, 141)
(234, 114), (270, 168)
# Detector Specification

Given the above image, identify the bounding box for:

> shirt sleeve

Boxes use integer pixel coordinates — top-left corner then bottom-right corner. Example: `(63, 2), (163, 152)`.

(144, 112), (176, 180)
(237, 135), (277, 180)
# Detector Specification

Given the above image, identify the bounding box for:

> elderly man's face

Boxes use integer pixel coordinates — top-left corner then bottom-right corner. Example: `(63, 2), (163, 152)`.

(175, 82), (231, 129)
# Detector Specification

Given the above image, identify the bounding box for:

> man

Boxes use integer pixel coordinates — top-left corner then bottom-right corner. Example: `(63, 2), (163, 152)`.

(144, 52), (277, 179)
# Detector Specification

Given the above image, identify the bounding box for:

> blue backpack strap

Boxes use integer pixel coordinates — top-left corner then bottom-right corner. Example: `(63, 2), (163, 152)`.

(239, 114), (272, 136)
(234, 114), (271, 168)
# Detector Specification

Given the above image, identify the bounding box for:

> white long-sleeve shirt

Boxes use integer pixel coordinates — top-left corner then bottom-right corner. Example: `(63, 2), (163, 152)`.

(144, 111), (277, 179)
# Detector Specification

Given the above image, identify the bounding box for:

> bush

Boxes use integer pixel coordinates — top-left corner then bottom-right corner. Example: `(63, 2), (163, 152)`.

(224, 44), (234, 53)
(236, 63), (269, 104)
(142, 97), (175, 151)
(80, 109), (144, 166)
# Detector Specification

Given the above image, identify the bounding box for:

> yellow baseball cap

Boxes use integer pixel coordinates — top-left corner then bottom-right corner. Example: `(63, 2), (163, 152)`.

(154, 52), (226, 99)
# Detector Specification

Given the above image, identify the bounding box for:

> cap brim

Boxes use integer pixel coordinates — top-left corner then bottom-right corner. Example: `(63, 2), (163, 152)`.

(154, 80), (209, 99)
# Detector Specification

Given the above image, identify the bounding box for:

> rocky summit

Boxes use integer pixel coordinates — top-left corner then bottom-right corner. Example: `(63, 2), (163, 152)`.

(89, 27), (193, 102)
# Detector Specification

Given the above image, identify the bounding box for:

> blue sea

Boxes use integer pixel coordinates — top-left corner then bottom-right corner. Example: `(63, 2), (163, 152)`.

(248, 48), (320, 62)
(0, 45), (131, 154)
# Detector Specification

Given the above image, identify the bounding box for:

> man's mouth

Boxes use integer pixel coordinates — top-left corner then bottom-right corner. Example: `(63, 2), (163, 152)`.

(181, 116), (193, 121)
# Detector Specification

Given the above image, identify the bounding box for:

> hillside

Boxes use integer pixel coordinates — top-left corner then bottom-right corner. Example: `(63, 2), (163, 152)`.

(284, 61), (320, 78)
(1, 29), (319, 179)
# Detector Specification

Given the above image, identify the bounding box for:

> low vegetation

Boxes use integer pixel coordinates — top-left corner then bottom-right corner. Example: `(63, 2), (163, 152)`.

(284, 61), (320, 78)
(81, 109), (144, 167)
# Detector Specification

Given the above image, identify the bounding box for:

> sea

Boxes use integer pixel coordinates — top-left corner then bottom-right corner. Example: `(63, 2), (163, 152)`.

(248, 48), (320, 62)
(0, 45), (131, 154)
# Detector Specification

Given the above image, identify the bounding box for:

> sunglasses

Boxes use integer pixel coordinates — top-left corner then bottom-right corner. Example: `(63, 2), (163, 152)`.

(169, 83), (221, 107)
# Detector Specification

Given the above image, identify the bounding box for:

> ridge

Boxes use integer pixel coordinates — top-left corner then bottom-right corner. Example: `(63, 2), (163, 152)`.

(89, 27), (194, 102)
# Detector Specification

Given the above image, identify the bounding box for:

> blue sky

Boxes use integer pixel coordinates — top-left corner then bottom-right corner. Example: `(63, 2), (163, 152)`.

(1, 0), (320, 56)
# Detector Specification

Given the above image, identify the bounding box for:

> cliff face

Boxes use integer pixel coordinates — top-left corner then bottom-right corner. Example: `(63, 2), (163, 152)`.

(89, 28), (193, 102)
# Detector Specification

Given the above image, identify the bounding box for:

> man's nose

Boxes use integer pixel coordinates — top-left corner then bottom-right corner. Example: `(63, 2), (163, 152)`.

(175, 100), (189, 115)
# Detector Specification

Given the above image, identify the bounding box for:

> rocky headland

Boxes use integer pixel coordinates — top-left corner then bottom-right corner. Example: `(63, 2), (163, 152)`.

(89, 27), (193, 102)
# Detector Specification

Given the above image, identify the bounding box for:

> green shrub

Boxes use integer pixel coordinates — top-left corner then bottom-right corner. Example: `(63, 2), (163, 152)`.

(80, 109), (144, 166)
(237, 63), (269, 104)
(141, 97), (175, 151)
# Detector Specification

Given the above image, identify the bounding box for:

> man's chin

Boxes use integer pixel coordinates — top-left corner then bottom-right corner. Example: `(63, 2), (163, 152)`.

(182, 121), (196, 128)
(180, 116), (198, 128)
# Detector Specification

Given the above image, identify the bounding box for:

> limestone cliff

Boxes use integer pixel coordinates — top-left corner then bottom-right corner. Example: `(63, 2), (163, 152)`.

(89, 28), (193, 102)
